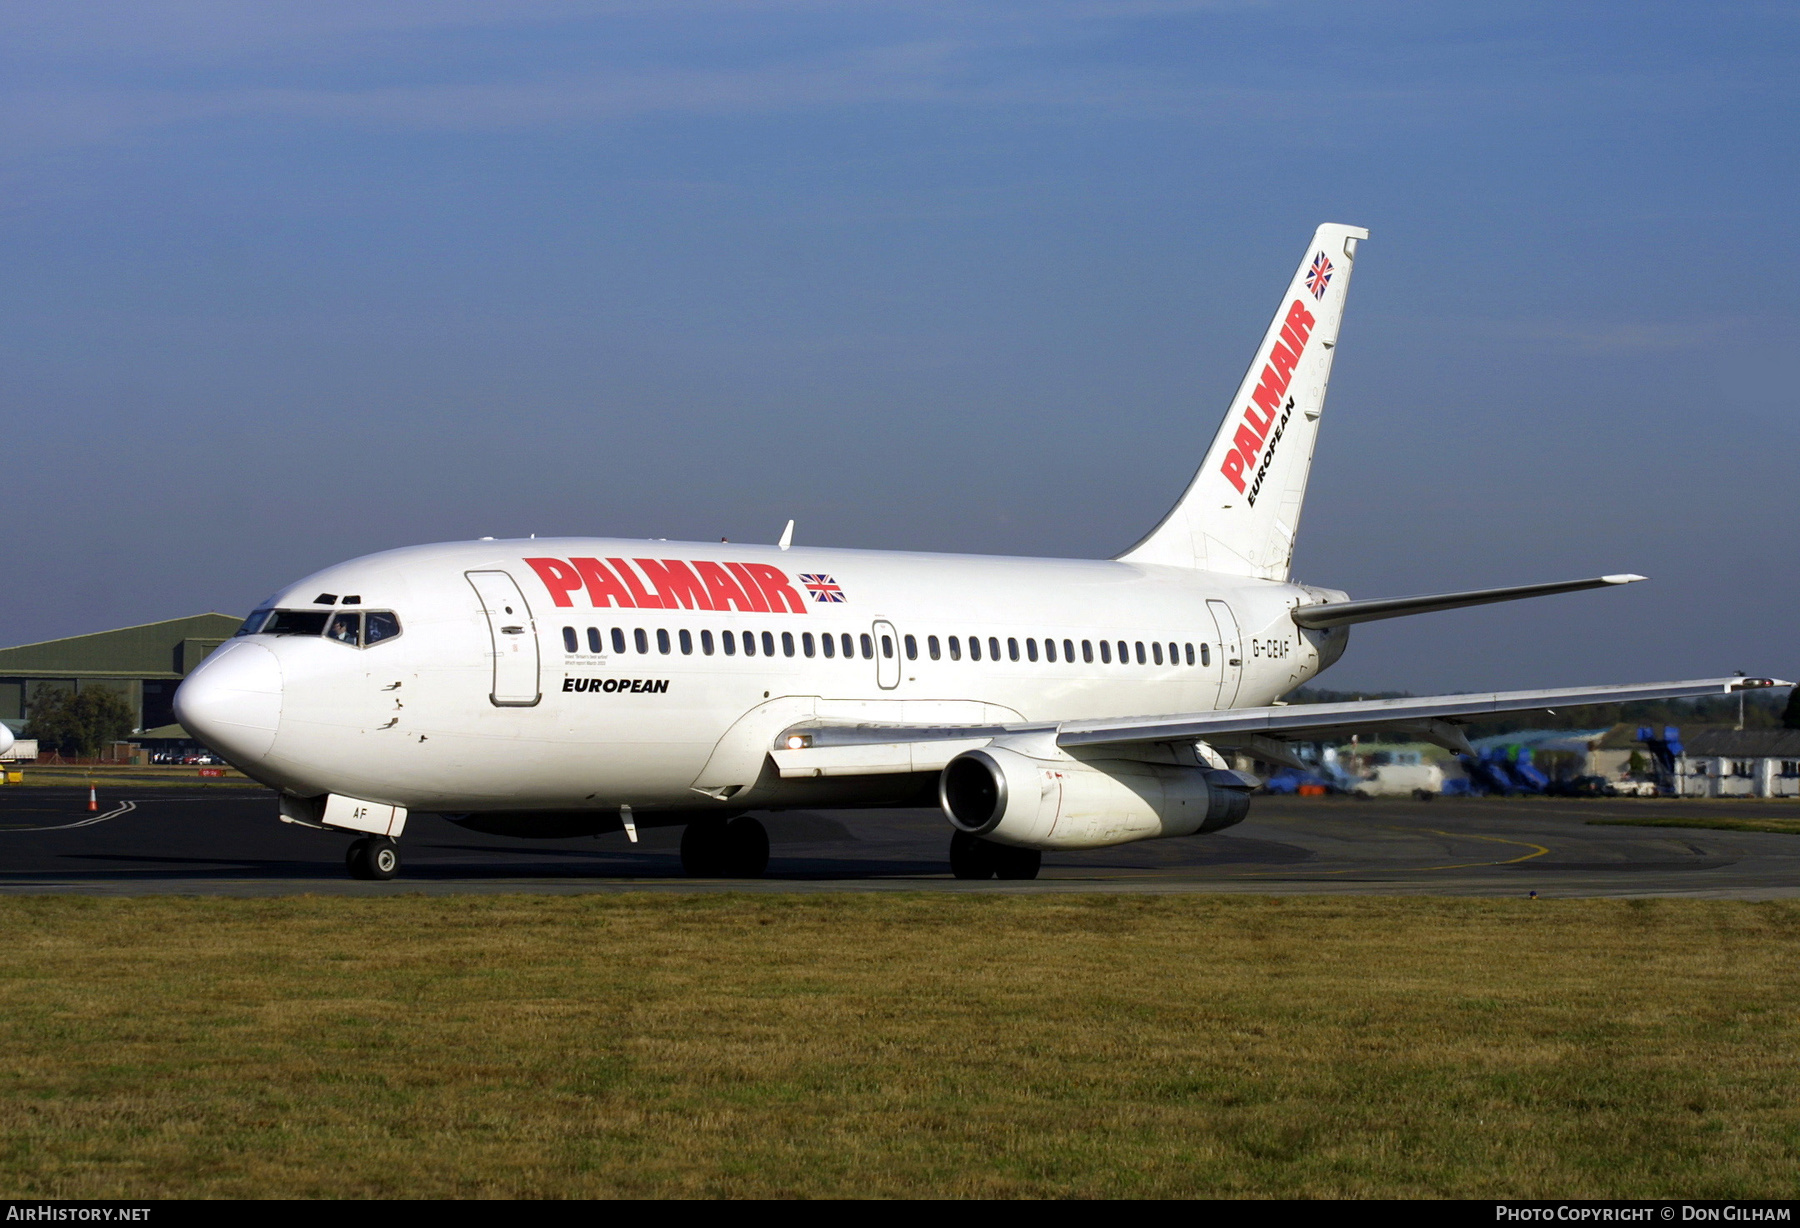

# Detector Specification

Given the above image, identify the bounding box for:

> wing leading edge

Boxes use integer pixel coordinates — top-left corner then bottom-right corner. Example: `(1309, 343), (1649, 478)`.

(771, 677), (1788, 778)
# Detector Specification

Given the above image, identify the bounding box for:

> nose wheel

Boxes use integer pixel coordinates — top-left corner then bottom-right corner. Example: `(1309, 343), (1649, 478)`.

(347, 837), (400, 881)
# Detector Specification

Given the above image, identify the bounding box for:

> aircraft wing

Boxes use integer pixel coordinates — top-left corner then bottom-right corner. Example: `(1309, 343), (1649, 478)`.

(771, 676), (1786, 778)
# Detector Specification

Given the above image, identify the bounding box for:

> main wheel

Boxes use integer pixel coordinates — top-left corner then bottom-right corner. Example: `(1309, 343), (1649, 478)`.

(345, 838), (370, 880)
(350, 837), (400, 881)
(681, 817), (729, 877)
(993, 844), (1041, 881)
(723, 816), (770, 878)
(949, 830), (997, 880)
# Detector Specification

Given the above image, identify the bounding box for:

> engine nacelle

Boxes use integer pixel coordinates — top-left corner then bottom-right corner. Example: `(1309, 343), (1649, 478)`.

(939, 744), (1253, 850)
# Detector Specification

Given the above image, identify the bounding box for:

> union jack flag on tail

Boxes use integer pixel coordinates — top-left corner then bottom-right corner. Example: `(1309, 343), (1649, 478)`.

(800, 574), (845, 603)
(1305, 251), (1333, 300)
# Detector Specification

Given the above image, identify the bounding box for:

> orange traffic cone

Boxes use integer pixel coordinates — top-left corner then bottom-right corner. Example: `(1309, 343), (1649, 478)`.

(87, 786), (97, 812)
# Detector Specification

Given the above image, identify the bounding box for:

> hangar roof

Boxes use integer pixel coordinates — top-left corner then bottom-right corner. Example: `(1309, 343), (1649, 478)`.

(1682, 729), (1800, 758)
(0, 614), (243, 679)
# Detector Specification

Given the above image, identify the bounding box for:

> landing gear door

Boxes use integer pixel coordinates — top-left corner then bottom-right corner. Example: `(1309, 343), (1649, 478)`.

(1207, 599), (1242, 709)
(466, 570), (541, 707)
(872, 620), (901, 690)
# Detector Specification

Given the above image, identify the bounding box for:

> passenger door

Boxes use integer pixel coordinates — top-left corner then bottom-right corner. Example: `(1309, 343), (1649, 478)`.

(872, 619), (901, 690)
(466, 571), (541, 707)
(1206, 599), (1242, 709)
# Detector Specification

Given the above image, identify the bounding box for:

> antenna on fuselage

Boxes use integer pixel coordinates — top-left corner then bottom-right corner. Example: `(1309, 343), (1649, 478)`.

(778, 520), (795, 551)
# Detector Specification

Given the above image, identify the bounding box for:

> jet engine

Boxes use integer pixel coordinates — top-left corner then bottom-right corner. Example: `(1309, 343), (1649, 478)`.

(938, 741), (1253, 850)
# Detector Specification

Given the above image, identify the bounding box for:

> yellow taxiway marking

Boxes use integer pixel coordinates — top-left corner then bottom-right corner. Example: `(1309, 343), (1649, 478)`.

(1238, 825), (1551, 877)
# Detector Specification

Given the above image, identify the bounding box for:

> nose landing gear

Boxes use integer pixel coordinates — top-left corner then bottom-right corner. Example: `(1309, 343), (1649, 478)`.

(347, 837), (400, 881)
(679, 816), (770, 878)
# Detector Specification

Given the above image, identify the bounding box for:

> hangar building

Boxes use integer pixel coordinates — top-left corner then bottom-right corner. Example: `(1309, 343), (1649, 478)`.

(0, 613), (242, 736)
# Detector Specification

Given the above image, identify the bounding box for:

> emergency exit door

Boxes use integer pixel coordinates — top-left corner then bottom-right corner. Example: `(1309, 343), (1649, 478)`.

(1206, 600), (1242, 709)
(467, 571), (541, 707)
(872, 620), (901, 690)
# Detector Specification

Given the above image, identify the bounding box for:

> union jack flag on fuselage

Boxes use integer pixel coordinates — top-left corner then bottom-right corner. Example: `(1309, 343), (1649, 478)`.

(800, 574), (846, 603)
(1305, 251), (1333, 300)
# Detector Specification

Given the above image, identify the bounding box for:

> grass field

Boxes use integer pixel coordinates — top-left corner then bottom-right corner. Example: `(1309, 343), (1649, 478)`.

(1, 894), (1797, 1199)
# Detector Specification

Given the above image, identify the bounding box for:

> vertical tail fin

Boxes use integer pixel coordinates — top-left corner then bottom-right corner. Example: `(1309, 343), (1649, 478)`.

(1119, 223), (1368, 578)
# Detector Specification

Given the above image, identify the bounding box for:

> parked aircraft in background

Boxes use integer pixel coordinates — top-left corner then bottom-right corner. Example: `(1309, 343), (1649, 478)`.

(175, 224), (1781, 880)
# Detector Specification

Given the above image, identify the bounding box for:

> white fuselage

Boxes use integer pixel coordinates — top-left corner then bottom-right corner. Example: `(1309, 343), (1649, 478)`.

(179, 537), (1347, 816)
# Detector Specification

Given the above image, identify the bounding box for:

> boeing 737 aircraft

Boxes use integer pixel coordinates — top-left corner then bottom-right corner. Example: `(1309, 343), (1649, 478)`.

(174, 224), (1781, 880)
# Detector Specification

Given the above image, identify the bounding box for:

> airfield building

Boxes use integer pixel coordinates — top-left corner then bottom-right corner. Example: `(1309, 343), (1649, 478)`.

(0, 614), (242, 738)
(1676, 729), (1800, 799)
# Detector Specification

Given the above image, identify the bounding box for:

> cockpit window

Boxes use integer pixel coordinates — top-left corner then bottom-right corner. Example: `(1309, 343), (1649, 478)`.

(327, 612), (361, 646)
(365, 612), (401, 644)
(240, 608), (402, 646)
(264, 610), (331, 636)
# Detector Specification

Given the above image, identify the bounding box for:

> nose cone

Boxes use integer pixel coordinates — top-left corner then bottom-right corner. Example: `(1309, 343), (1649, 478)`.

(175, 641), (283, 763)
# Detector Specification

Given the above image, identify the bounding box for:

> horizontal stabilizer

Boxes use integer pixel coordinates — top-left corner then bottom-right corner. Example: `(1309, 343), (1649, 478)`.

(1291, 574), (1646, 630)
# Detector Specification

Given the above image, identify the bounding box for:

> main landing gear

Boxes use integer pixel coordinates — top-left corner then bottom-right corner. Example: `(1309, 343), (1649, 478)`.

(949, 830), (1040, 881)
(347, 837), (400, 881)
(680, 816), (770, 878)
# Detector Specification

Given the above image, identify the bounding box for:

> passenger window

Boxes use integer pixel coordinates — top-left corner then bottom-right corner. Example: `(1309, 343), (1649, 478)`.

(743, 631), (757, 657)
(928, 635), (941, 661)
(1010, 638), (1022, 662)
(782, 631), (795, 658)
(1081, 639), (1093, 663)
(1043, 639), (1055, 662)
(657, 629), (671, 655)
(841, 633), (854, 658)
(612, 628), (626, 654)
(561, 626), (577, 653)
(969, 636), (981, 661)
(881, 635), (893, 659)
(949, 636), (961, 661)
(587, 627), (602, 653)
(1200, 643), (1211, 666)
(680, 629), (693, 655)
(1064, 639), (1075, 663)
(822, 633), (835, 659)
(1135, 642), (1146, 664)
(365, 612), (401, 644)
(723, 631), (736, 656)
(329, 613), (362, 646)
(635, 629), (649, 654)
(702, 629), (715, 655)
(762, 631), (776, 657)
(1185, 642), (1194, 665)
(1118, 641), (1129, 664)
(860, 633), (873, 660)
(803, 632), (816, 658)
(1168, 642), (1178, 665)
(1100, 640), (1112, 664)
(905, 634), (918, 660)
(1152, 642), (1163, 665)
(989, 637), (1001, 661)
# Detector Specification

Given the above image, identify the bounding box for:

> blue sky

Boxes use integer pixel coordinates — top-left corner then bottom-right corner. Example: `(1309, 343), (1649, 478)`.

(0, 2), (1794, 690)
